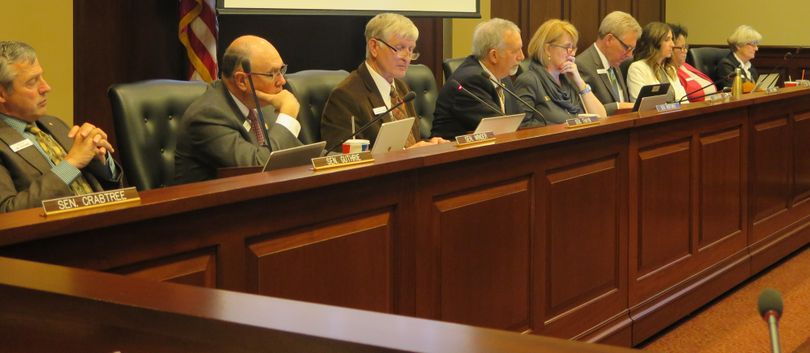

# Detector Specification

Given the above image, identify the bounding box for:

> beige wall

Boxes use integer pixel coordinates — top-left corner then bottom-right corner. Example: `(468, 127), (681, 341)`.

(667, 0), (810, 46)
(1, 1), (74, 124)
(448, 0), (491, 58)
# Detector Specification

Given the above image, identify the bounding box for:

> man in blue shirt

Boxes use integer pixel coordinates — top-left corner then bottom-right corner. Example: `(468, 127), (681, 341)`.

(0, 41), (121, 212)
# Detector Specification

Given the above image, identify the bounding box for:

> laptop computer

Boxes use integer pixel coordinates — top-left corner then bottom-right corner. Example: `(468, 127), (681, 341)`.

(473, 113), (526, 135)
(262, 141), (327, 172)
(371, 117), (416, 154)
(753, 72), (780, 92)
(632, 83), (671, 112)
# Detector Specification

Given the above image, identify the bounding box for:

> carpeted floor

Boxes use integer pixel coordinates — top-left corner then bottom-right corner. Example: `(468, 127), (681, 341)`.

(640, 245), (810, 353)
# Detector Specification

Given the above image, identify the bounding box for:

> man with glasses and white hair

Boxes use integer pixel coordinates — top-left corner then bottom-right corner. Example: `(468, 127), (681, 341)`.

(0, 41), (122, 212)
(321, 13), (447, 150)
(431, 18), (525, 139)
(174, 35), (302, 184)
(576, 11), (641, 115)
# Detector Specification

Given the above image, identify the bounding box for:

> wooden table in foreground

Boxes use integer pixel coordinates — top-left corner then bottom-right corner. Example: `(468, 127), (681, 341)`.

(1, 87), (809, 346)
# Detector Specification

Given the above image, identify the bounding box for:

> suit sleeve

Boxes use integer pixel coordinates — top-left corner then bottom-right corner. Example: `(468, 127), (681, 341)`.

(715, 59), (736, 90)
(321, 87), (362, 150)
(187, 113), (272, 168)
(0, 163), (72, 212)
(452, 75), (503, 130)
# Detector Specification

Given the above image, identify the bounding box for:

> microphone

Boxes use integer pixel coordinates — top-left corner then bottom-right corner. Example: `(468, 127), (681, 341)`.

(677, 71), (736, 103)
(450, 79), (503, 116)
(480, 72), (548, 126)
(324, 91), (416, 154)
(758, 288), (783, 353)
(241, 60), (271, 146)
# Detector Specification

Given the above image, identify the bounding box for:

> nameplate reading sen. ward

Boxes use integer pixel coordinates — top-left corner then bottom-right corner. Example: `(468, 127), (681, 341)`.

(455, 131), (496, 147)
(42, 187), (140, 216)
(311, 152), (374, 171)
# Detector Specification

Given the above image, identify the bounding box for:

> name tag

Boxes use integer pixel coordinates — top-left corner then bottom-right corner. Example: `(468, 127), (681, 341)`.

(685, 77), (696, 82)
(311, 152), (374, 171)
(243, 120), (251, 132)
(455, 131), (496, 146)
(565, 114), (601, 128)
(655, 102), (681, 112)
(10, 139), (33, 152)
(42, 187), (140, 216)
(597, 68), (609, 75)
(372, 106), (388, 115)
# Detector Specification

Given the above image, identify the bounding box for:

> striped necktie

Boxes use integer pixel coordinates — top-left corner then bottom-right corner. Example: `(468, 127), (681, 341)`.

(390, 86), (417, 147)
(607, 67), (623, 103)
(247, 109), (267, 146)
(496, 85), (506, 113)
(26, 122), (94, 195)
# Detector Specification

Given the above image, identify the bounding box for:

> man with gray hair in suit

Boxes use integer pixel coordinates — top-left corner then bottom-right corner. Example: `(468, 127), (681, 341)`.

(576, 11), (642, 115)
(0, 41), (122, 212)
(431, 18), (525, 139)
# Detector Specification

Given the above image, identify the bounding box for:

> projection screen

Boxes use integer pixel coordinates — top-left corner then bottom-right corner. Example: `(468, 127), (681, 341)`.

(217, 0), (480, 17)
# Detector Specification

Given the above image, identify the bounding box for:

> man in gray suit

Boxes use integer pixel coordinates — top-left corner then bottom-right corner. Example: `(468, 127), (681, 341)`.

(575, 11), (641, 115)
(0, 41), (122, 212)
(174, 35), (303, 184)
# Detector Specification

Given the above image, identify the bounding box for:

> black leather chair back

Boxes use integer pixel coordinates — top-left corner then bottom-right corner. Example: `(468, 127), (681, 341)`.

(688, 47), (731, 82)
(108, 79), (206, 191)
(402, 64), (438, 139)
(284, 69), (350, 144)
(442, 57), (465, 80)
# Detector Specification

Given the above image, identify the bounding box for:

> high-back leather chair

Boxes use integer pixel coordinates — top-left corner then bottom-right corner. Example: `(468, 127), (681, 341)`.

(442, 57), (465, 80)
(688, 47), (731, 82)
(284, 69), (350, 144)
(108, 79), (207, 191)
(402, 64), (438, 139)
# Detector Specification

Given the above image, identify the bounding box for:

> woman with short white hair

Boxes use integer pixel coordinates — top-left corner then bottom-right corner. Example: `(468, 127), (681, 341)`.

(716, 25), (762, 90)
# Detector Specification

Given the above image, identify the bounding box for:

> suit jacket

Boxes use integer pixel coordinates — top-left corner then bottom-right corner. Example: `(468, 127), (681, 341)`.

(174, 80), (303, 184)
(0, 115), (123, 212)
(716, 52), (759, 90)
(576, 44), (629, 115)
(514, 60), (584, 125)
(320, 63), (421, 150)
(431, 55), (521, 139)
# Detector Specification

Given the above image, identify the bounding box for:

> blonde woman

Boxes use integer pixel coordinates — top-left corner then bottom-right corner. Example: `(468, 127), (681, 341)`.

(514, 19), (606, 125)
(626, 22), (687, 103)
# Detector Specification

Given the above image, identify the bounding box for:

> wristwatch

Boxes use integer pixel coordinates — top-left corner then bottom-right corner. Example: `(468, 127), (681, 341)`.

(578, 84), (592, 95)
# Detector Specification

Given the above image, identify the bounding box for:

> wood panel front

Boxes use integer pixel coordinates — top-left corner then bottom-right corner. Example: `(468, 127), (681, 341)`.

(537, 135), (628, 339)
(114, 250), (217, 288)
(246, 209), (395, 313)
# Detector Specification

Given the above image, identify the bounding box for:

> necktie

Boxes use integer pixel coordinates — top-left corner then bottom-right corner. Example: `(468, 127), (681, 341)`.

(607, 67), (623, 103)
(390, 86), (417, 147)
(496, 85), (506, 113)
(247, 109), (267, 146)
(26, 122), (94, 195)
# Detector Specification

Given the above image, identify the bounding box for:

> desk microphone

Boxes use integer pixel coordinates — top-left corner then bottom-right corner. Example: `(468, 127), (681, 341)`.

(450, 79), (503, 116)
(241, 60), (271, 146)
(324, 91), (416, 154)
(480, 72), (548, 126)
(758, 288), (784, 353)
(677, 71), (735, 103)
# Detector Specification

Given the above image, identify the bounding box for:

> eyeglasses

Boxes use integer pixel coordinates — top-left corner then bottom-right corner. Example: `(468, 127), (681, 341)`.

(673, 45), (690, 52)
(611, 33), (635, 53)
(250, 64), (288, 80)
(548, 43), (577, 54)
(746, 42), (759, 48)
(374, 38), (420, 61)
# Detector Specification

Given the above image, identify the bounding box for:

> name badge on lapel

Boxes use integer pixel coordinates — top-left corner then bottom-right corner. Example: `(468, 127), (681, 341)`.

(372, 106), (388, 115)
(243, 120), (251, 132)
(10, 139), (33, 153)
(597, 68), (609, 75)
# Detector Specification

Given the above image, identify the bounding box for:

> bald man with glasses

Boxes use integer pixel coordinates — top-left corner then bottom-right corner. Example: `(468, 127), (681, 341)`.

(174, 35), (303, 184)
(321, 13), (447, 151)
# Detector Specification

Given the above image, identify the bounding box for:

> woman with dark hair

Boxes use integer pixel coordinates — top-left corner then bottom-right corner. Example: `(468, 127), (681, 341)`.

(669, 23), (717, 102)
(626, 22), (687, 103)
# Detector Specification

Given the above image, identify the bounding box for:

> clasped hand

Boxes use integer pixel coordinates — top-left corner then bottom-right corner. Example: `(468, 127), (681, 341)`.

(65, 122), (114, 168)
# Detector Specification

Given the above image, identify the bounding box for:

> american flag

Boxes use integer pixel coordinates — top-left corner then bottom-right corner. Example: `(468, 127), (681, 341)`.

(179, 0), (218, 82)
